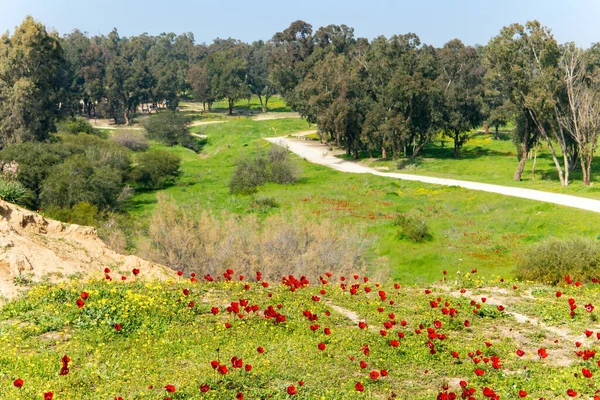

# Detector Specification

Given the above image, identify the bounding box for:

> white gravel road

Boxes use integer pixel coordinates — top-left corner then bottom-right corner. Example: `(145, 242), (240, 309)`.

(265, 137), (600, 213)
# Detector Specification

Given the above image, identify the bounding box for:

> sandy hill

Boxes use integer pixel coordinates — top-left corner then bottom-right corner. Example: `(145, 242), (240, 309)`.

(0, 200), (173, 300)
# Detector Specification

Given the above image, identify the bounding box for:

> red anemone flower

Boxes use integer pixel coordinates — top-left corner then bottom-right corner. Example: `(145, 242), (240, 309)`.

(164, 384), (176, 393)
(287, 385), (298, 395)
(13, 379), (23, 388)
(355, 382), (364, 392)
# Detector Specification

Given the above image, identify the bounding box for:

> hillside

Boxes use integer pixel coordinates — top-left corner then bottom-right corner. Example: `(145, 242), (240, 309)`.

(0, 200), (173, 300)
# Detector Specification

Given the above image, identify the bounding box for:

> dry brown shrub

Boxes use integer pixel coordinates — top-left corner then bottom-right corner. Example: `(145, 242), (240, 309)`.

(138, 195), (372, 280)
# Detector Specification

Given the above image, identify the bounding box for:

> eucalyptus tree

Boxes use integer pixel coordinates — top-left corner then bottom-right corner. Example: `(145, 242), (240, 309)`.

(557, 43), (600, 185)
(206, 41), (251, 115)
(435, 39), (485, 159)
(362, 34), (439, 159)
(271, 20), (314, 105)
(0, 16), (66, 148)
(486, 22), (571, 185)
(247, 40), (277, 113)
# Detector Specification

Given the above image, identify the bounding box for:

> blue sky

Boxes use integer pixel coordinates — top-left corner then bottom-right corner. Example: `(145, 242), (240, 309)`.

(1, 0), (599, 47)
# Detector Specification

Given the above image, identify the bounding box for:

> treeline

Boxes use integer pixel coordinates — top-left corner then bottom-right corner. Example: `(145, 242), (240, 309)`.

(1, 18), (600, 185)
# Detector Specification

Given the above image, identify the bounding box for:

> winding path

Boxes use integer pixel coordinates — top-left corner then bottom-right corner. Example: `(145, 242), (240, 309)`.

(265, 136), (600, 213)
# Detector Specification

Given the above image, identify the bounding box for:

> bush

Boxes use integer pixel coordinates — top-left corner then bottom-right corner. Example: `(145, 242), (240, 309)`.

(41, 155), (124, 209)
(250, 196), (280, 213)
(394, 214), (430, 242)
(229, 145), (298, 194)
(131, 150), (181, 189)
(139, 196), (372, 280)
(0, 178), (28, 205)
(143, 111), (196, 150)
(112, 130), (150, 152)
(58, 118), (102, 137)
(515, 237), (600, 284)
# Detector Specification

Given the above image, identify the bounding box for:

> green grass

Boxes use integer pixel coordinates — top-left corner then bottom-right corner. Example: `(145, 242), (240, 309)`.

(1, 272), (599, 399)
(353, 129), (600, 199)
(178, 95), (291, 120)
(128, 119), (600, 284)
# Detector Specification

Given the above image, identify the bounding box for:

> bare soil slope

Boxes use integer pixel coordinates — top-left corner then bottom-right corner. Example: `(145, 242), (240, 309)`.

(0, 200), (173, 299)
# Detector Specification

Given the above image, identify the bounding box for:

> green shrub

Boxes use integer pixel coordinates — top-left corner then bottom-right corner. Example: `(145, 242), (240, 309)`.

(41, 155), (124, 209)
(143, 111), (196, 150)
(58, 118), (102, 137)
(515, 236), (600, 284)
(251, 196), (280, 213)
(0, 178), (28, 205)
(394, 214), (430, 242)
(131, 150), (181, 190)
(229, 145), (298, 194)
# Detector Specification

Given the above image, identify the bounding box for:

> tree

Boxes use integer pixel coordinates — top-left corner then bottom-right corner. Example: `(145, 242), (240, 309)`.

(435, 39), (485, 159)
(271, 21), (314, 104)
(486, 22), (568, 184)
(188, 64), (214, 111)
(557, 44), (600, 185)
(209, 43), (250, 115)
(0, 16), (65, 148)
(295, 52), (366, 158)
(362, 34), (439, 159)
(247, 41), (277, 113)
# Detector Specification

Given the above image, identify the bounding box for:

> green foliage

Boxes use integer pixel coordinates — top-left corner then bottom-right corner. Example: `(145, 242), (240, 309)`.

(41, 155), (124, 209)
(515, 236), (600, 284)
(143, 111), (196, 150)
(0, 16), (65, 147)
(394, 213), (431, 242)
(229, 145), (298, 194)
(0, 178), (28, 205)
(44, 202), (101, 226)
(58, 118), (102, 136)
(131, 150), (181, 189)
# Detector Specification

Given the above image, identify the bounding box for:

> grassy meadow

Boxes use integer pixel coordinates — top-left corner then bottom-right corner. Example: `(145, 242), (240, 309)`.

(2, 269), (600, 399)
(126, 115), (600, 284)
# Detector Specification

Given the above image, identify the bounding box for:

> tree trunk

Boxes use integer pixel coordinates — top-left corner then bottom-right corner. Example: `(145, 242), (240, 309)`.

(531, 144), (538, 180)
(203, 102), (206, 112)
(257, 95), (265, 113)
(124, 108), (130, 125)
(228, 98), (234, 115)
(542, 134), (566, 186)
(453, 133), (461, 159)
(382, 147), (387, 159)
(264, 95), (270, 113)
(484, 121), (489, 135)
(581, 153), (591, 185)
(495, 125), (499, 140)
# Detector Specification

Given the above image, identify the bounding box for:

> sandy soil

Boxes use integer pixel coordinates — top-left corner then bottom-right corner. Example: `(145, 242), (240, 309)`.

(0, 201), (173, 301)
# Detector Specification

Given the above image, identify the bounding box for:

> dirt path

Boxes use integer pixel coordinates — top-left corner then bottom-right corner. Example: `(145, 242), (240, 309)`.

(189, 120), (227, 127)
(252, 112), (300, 121)
(265, 137), (600, 213)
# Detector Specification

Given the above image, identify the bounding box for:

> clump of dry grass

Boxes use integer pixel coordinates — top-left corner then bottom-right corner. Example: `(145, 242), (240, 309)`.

(138, 195), (372, 280)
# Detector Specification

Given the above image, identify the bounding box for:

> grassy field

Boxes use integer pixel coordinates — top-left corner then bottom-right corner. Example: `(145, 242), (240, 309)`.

(178, 95), (291, 121)
(351, 128), (600, 199)
(1, 269), (599, 399)
(127, 118), (600, 284)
